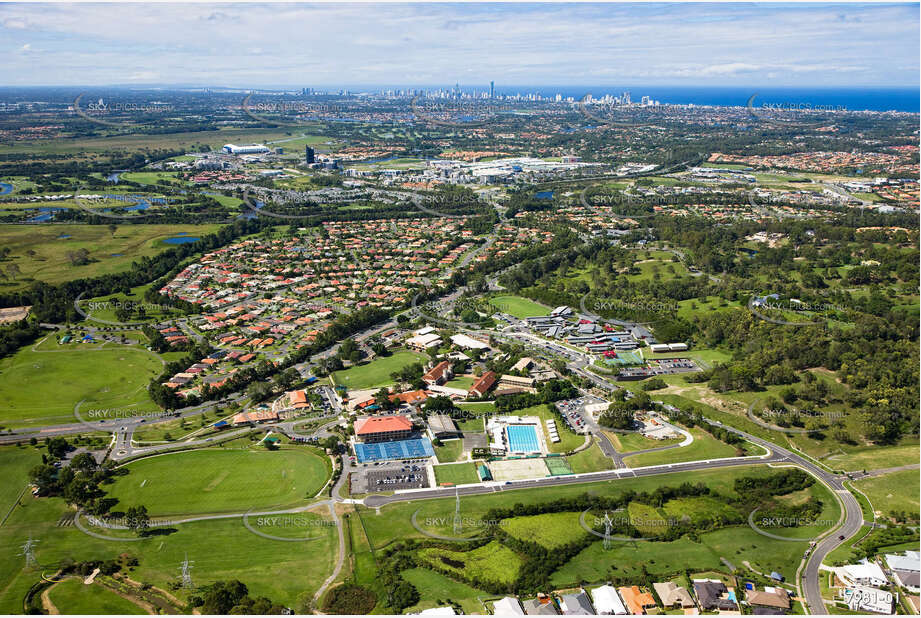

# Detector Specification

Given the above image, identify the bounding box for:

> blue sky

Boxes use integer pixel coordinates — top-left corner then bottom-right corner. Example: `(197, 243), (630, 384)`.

(1, 2), (918, 88)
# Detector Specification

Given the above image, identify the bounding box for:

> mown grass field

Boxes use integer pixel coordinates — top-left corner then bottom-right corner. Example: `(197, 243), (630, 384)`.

(434, 439), (466, 464)
(853, 469), (920, 517)
(567, 440), (617, 473)
(0, 446), (42, 520)
(0, 223), (222, 291)
(331, 350), (427, 390)
(46, 578), (148, 615)
(0, 337), (164, 428)
(489, 295), (550, 318)
(622, 426), (739, 468)
(0, 491), (337, 613)
(433, 463), (479, 486)
(106, 447), (331, 516)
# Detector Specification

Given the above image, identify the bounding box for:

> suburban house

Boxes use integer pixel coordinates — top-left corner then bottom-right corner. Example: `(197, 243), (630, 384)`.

(589, 585), (627, 615)
(832, 561), (888, 588)
(653, 582), (695, 609)
(423, 361), (453, 386)
(468, 370), (497, 398)
(523, 596), (559, 615)
(746, 586), (791, 612)
(693, 579), (737, 612)
(617, 586), (656, 615)
(353, 415), (413, 443)
(493, 597), (525, 615)
(558, 590), (594, 615)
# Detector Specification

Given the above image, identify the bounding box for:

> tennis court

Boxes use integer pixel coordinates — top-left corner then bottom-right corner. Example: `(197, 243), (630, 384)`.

(506, 424), (541, 454)
(544, 457), (574, 476)
(354, 438), (435, 463)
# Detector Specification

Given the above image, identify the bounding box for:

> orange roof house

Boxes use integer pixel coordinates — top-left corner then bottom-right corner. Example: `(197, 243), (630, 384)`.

(617, 586), (656, 615)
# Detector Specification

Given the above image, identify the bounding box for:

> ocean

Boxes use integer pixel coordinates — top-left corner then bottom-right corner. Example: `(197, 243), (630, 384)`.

(495, 86), (919, 113)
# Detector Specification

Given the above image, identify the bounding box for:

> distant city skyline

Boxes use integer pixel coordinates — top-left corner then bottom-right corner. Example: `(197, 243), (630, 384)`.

(1, 2), (918, 88)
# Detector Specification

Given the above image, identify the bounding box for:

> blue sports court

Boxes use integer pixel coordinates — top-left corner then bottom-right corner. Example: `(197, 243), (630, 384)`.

(353, 438), (435, 463)
(506, 424), (541, 453)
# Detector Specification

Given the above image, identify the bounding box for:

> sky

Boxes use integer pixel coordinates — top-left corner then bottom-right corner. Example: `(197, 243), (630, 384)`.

(1, 2), (918, 89)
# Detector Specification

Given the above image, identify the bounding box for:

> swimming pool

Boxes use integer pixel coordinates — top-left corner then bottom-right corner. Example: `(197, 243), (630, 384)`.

(506, 424), (540, 453)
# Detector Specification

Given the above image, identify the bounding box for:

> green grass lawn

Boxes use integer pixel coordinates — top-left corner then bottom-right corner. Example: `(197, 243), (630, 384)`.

(0, 338), (164, 428)
(503, 512), (588, 549)
(567, 440), (617, 473)
(417, 541), (523, 586)
(331, 350), (427, 390)
(622, 427), (739, 468)
(106, 447), (331, 516)
(489, 295), (551, 318)
(433, 463), (479, 486)
(607, 431), (680, 453)
(47, 578), (148, 615)
(0, 446), (42, 521)
(0, 224), (222, 291)
(551, 525), (813, 588)
(80, 283), (182, 325)
(853, 469), (920, 517)
(356, 465), (824, 551)
(434, 439), (466, 464)
(825, 444), (921, 472)
(0, 491), (337, 613)
(401, 568), (490, 615)
(445, 376), (475, 390)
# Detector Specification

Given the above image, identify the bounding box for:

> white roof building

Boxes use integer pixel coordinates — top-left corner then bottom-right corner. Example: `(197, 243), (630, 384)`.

(494, 597), (526, 615)
(886, 551), (920, 572)
(590, 585), (627, 615)
(834, 561), (888, 588)
(450, 333), (490, 350)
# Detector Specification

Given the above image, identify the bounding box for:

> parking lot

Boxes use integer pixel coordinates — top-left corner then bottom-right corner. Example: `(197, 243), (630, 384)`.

(556, 395), (609, 432)
(352, 459), (431, 493)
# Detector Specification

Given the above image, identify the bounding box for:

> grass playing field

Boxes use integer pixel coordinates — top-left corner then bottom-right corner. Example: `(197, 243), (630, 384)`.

(0, 223), (223, 291)
(0, 337), (164, 428)
(105, 447), (331, 517)
(434, 439), (466, 464)
(488, 295), (551, 318)
(46, 578), (148, 615)
(433, 463), (479, 486)
(331, 350), (427, 390)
